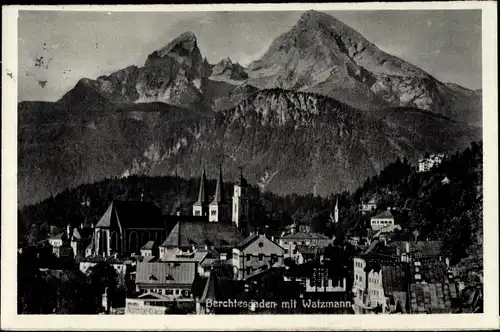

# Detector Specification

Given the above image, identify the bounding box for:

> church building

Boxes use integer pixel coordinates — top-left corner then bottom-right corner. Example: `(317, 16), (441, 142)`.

(193, 164), (250, 227)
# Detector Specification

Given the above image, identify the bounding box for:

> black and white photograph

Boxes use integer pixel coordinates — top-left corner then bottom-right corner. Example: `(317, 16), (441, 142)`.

(1, 2), (498, 330)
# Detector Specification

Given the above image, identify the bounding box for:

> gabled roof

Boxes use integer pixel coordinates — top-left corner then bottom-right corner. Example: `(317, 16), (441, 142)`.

(236, 233), (259, 250)
(49, 232), (66, 240)
(141, 241), (157, 250)
(72, 227), (93, 241)
(135, 261), (196, 286)
(95, 200), (163, 229)
(371, 210), (395, 219)
(160, 221), (243, 249)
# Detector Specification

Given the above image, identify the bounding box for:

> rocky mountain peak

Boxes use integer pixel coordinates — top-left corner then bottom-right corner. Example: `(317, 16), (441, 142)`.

(156, 31), (198, 58)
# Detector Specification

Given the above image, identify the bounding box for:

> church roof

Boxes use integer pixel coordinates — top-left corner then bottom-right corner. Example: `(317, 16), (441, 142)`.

(95, 200), (163, 229)
(160, 221), (243, 249)
(210, 164), (226, 205)
(194, 164), (209, 206)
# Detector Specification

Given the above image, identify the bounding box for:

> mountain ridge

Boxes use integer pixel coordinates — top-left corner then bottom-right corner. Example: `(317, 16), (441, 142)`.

(17, 10), (482, 207)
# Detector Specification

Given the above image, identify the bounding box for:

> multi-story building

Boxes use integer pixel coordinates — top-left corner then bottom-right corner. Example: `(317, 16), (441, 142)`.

(231, 233), (285, 280)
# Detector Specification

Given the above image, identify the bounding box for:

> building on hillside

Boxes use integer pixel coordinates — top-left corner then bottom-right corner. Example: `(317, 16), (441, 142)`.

(441, 176), (451, 185)
(417, 154), (445, 173)
(92, 200), (166, 257)
(231, 233), (285, 280)
(232, 168), (250, 228)
(370, 209), (397, 232)
(278, 232), (333, 260)
(360, 195), (377, 214)
(159, 220), (244, 260)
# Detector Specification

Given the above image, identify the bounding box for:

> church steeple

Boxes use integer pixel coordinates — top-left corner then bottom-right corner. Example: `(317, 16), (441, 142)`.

(209, 164), (229, 222)
(193, 162), (209, 217)
(195, 163), (208, 206)
(211, 163), (226, 205)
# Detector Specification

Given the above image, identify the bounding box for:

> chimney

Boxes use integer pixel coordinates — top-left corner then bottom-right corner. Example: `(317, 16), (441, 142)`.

(396, 246), (401, 256)
(80, 223), (84, 229)
(271, 236), (275, 242)
(67, 224), (72, 238)
(405, 241), (410, 253)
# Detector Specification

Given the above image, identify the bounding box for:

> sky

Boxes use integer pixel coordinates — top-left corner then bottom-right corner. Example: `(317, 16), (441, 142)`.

(18, 9), (482, 102)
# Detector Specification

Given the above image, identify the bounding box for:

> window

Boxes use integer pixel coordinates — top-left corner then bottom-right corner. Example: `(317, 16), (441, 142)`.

(246, 255), (251, 261)
(165, 289), (173, 295)
(174, 289), (180, 295)
(284, 249), (288, 254)
(211, 210), (217, 216)
(259, 254), (264, 261)
(415, 274), (421, 280)
(194, 211), (200, 216)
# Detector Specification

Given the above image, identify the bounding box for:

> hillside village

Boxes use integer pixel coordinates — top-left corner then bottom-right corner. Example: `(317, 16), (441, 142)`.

(17, 142), (483, 315)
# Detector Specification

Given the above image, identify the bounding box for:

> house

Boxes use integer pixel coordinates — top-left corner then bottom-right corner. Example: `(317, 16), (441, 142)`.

(92, 200), (166, 257)
(130, 261), (198, 311)
(360, 195), (377, 214)
(284, 261), (347, 294)
(140, 241), (159, 257)
(232, 233), (285, 280)
(417, 154), (445, 173)
(441, 176), (451, 185)
(370, 210), (397, 232)
(278, 232), (332, 260)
